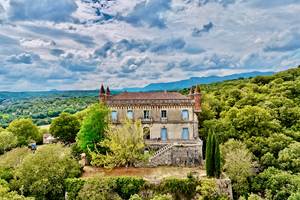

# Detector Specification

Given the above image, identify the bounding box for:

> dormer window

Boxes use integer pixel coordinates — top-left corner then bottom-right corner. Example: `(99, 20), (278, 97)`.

(127, 110), (133, 120)
(111, 111), (118, 121)
(182, 110), (189, 121)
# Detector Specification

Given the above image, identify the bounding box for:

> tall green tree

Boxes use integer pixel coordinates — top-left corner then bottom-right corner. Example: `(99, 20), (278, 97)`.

(205, 130), (221, 178)
(50, 112), (80, 143)
(205, 131), (214, 177)
(7, 119), (39, 146)
(76, 103), (110, 153)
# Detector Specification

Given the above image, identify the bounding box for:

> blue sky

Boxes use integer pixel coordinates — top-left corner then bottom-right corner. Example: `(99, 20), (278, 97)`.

(0, 0), (300, 91)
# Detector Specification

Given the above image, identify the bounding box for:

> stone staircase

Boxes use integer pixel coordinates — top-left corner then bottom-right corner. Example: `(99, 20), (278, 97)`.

(149, 143), (175, 165)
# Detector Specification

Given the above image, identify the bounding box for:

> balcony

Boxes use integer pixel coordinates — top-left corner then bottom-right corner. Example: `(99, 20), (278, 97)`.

(141, 117), (153, 123)
(160, 117), (168, 123)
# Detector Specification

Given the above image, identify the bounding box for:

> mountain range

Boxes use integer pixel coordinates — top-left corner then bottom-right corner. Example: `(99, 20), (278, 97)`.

(122, 71), (274, 92)
(0, 71), (274, 100)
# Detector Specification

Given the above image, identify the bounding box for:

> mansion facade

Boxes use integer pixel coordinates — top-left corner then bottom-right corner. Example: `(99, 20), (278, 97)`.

(99, 85), (203, 166)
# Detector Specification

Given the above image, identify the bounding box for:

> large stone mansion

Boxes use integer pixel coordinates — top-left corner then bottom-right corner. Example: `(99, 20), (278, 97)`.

(99, 85), (203, 166)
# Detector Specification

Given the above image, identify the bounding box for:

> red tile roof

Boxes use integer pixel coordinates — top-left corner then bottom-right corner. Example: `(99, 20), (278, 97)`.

(110, 91), (190, 100)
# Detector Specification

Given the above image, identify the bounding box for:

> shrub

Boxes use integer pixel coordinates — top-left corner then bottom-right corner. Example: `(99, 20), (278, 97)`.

(196, 178), (219, 200)
(0, 147), (31, 168)
(65, 178), (86, 200)
(0, 167), (13, 181)
(113, 176), (146, 199)
(77, 178), (121, 200)
(0, 179), (34, 200)
(158, 176), (198, 200)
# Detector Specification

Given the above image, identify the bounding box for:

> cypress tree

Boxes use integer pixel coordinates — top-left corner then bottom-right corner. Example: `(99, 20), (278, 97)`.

(214, 136), (221, 178)
(205, 129), (221, 178)
(205, 130), (214, 177)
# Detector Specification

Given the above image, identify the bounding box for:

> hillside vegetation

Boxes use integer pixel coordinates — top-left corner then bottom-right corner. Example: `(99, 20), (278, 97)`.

(0, 96), (97, 127)
(181, 66), (300, 199)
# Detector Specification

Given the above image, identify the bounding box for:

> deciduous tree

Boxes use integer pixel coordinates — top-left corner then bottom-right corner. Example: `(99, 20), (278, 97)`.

(76, 103), (110, 152)
(221, 139), (254, 198)
(7, 119), (39, 146)
(11, 144), (81, 200)
(0, 130), (17, 154)
(91, 120), (145, 168)
(50, 112), (80, 143)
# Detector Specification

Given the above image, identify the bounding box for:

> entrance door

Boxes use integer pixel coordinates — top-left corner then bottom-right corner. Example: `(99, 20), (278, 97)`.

(182, 128), (189, 140)
(161, 128), (168, 141)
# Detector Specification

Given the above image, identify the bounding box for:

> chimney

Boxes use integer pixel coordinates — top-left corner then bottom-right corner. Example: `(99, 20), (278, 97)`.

(194, 86), (201, 113)
(99, 84), (106, 103)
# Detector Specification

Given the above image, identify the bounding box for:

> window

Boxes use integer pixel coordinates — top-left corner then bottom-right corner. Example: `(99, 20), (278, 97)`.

(182, 110), (189, 120)
(182, 128), (189, 140)
(161, 110), (167, 118)
(127, 110), (133, 120)
(144, 110), (150, 119)
(111, 111), (118, 121)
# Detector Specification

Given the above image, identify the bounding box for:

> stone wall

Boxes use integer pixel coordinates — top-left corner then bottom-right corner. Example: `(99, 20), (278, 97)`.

(149, 143), (203, 167)
(216, 178), (233, 200)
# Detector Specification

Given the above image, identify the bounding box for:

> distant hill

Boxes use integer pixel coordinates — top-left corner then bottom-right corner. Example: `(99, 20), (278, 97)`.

(122, 71), (274, 92)
(0, 71), (274, 101)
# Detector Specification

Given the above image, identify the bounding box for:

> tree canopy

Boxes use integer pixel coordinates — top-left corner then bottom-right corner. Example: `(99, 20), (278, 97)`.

(50, 112), (80, 143)
(76, 103), (110, 153)
(91, 119), (145, 168)
(11, 144), (81, 200)
(7, 119), (39, 146)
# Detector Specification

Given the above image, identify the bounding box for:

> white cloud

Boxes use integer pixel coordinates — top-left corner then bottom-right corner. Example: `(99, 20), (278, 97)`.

(0, 0), (300, 91)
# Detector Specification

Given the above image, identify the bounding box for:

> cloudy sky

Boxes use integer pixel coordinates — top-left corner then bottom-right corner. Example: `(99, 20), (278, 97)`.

(0, 0), (300, 91)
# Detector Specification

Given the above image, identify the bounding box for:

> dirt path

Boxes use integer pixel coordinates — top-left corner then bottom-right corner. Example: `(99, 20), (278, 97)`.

(82, 166), (206, 183)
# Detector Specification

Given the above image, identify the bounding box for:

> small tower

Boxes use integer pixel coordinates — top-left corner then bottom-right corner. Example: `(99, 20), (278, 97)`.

(99, 84), (106, 103)
(194, 86), (202, 113)
(106, 86), (111, 100)
(188, 87), (194, 100)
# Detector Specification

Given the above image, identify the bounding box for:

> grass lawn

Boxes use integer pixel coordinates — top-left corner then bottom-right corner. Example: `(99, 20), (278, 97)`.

(82, 166), (206, 183)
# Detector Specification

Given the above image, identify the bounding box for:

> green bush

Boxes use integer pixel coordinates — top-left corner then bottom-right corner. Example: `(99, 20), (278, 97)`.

(65, 178), (86, 200)
(129, 194), (143, 200)
(77, 178), (121, 200)
(0, 147), (31, 168)
(158, 176), (198, 200)
(0, 167), (13, 181)
(113, 176), (146, 199)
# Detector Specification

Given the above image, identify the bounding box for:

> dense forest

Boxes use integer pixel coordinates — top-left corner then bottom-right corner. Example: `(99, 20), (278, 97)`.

(181, 66), (300, 199)
(0, 95), (97, 128)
